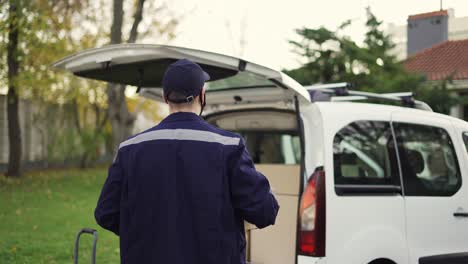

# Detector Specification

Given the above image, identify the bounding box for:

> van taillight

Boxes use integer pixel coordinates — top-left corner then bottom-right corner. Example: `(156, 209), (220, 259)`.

(298, 168), (326, 257)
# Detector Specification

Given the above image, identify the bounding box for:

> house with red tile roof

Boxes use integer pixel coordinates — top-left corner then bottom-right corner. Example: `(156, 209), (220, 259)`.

(404, 39), (468, 119)
(404, 39), (468, 81)
(394, 8), (468, 120)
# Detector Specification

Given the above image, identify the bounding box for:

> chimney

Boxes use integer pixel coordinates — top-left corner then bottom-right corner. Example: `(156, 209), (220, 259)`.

(407, 10), (449, 56)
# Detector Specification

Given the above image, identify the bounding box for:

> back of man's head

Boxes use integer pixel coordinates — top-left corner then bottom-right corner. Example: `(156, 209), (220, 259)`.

(162, 59), (210, 114)
(162, 59), (210, 103)
(166, 90), (197, 105)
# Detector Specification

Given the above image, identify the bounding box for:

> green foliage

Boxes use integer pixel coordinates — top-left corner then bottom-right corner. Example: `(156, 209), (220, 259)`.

(47, 127), (82, 163)
(1, 0), (179, 169)
(1, 1), (113, 168)
(45, 125), (108, 167)
(415, 78), (462, 114)
(0, 1), (90, 98)
(285, 7), (460, 114)
(0, 168), (120, 263)
(37, 89), (110, 168)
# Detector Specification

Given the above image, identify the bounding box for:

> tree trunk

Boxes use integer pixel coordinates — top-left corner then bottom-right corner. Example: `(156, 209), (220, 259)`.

(6, 0), (22, 177)
(80, 152), (89, 169)
(107, 0), (146, 153)
(128, 0), (146, 43)
(110, 0), (123, 45)
(107, 84), (134, 151)
(107, 0), (127, 152)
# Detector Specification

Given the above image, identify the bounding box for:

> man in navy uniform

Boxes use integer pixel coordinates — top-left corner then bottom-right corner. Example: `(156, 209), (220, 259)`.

(95, 59), (279, 264)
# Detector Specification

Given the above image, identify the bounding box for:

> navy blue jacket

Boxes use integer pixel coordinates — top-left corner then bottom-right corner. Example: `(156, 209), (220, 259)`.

(95, 112), (279, 264)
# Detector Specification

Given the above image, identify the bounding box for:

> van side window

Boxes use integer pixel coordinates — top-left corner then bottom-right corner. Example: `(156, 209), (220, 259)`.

(333, 121), (400, 185)
(394, 123), (461, 196)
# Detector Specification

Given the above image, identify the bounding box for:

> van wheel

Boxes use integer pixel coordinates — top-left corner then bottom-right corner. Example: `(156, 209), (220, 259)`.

(368, 258), (396, 264)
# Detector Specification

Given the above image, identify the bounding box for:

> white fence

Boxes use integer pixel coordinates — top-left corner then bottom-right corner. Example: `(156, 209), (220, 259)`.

(0, 95), (48, 165)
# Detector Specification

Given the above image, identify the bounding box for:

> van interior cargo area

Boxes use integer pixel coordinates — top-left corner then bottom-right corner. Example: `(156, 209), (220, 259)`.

(207, 110), (302, 264)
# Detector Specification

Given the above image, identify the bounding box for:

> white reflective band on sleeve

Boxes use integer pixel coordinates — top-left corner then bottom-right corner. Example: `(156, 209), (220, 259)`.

(119, 129), (240, 149)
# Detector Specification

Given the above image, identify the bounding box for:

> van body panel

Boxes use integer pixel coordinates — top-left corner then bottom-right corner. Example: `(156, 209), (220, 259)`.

(392, 110), (468, 263)
(452, 120), (468, 172)
(301, 103), (326, 179)
(314, 102), (408, 264)
(297, 255), (325, 264)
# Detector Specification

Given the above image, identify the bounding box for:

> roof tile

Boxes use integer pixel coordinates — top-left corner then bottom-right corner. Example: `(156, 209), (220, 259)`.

(403, 39), (468, 81)
(408, 10), (448, 20)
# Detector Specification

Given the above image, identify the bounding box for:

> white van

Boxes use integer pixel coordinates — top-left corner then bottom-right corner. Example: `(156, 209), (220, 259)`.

(54, 44), (468, 264)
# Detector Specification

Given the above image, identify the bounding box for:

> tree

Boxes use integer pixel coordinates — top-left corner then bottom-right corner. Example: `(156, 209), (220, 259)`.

(0, 0), (177, 174)
(1, 0), (88, 176)
(71, 80), (109, 168)
(106, 0), (137, 154)
(5, 0), (21, 177)
(285, 8), (459, 113)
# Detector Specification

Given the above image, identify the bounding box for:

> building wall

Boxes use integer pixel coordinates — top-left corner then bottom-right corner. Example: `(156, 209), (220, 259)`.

(387, 22), (408, 60)
(1, 93), (162, 171)
(386, 9), (468, 60)
(0, 95), (49, 165)
(449, 16), (468, 40)
(407, 14), (448, 56)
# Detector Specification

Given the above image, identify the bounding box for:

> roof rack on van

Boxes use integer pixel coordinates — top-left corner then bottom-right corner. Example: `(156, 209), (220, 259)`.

(305, 82), (433, 112)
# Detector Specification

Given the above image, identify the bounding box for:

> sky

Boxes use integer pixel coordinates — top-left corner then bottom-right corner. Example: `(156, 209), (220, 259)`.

(164, 0), (468, 71)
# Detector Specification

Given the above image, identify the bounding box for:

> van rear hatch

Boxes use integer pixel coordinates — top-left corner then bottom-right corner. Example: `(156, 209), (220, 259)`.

(52, 44), (310, 110)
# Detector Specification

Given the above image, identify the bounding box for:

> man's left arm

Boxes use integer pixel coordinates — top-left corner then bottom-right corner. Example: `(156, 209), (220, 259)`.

(94, 151), (123, 235)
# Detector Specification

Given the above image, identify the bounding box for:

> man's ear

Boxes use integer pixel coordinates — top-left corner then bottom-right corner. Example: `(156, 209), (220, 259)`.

(163, 91), (169, 104)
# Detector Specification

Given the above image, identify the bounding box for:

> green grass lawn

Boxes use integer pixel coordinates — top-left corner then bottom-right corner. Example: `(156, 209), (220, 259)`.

(0, 168), (120, 264)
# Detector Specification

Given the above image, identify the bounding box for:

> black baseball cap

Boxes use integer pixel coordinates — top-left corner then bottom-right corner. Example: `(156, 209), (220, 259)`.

(162, 59), (210, 103)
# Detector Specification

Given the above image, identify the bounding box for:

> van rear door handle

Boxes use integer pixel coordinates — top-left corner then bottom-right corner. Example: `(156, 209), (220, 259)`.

(453, 212), (468, 217)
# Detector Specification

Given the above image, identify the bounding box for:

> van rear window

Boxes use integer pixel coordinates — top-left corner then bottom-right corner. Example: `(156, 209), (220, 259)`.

(205, 72), (276, 91)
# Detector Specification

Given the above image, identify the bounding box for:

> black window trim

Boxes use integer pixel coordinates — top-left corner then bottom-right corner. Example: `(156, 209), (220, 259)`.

(463, 132), (468, 152)
(335, 184), (402, 196)
(420, 252), (468, 264)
